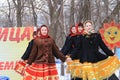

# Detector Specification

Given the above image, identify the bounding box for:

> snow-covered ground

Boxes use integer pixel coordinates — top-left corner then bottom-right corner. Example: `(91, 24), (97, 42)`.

(56, 59), (71, 80)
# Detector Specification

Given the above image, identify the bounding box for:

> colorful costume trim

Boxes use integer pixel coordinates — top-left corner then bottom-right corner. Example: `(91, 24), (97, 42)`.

(23, 63), (59, 80)
(14, 61), (26, 76)
(67, 56), (120, 80)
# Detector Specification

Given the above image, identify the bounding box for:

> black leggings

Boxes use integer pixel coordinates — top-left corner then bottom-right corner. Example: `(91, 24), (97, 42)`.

(71, 78), (82, 80)
(71, 78), (107, 80)
(71, 74), (119, 80)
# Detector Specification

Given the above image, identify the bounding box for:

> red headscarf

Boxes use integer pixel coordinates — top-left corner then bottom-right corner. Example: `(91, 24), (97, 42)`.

(76, 22), (84, 35)
(37, 25), (50, 39)
(69, 25), (77, 37)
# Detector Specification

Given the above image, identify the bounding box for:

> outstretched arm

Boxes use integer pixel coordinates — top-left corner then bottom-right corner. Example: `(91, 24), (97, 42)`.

(98, 34), (114, 56)
(61, 36), (73, 55)
(52, 39), (67, 62)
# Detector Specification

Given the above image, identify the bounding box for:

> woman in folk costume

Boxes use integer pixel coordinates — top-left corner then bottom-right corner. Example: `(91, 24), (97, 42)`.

(14, 31), (37, 75)
(66, 23), (84, 60)
(69, 22), (84, 62)
(23, 25), (71, 80)
(20, 29), (40, 62)
(61, 25), (79, 80)
(21, 31), (37, 61)
(61, 25), (77, 56)
(71, 22), (84, 59)
(76, 22), (84, 36)
(61, 24), (83, 80)
(67, 20), (120, 80)
(71, 22), (84, 80)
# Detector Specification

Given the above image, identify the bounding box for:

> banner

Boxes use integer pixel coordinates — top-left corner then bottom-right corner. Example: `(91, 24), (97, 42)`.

(0, 27), (34, 80)
(0, 27), (71, 80)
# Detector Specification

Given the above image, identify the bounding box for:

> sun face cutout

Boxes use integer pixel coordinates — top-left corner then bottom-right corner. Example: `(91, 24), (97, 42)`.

(104, 26), (120, 43)
(99, 21), (120, 49)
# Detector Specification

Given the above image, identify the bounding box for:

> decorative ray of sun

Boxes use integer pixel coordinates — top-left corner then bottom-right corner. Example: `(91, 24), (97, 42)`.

(99, 21), (120, 49)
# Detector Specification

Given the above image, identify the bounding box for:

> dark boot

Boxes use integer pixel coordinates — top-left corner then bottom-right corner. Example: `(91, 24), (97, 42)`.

(71, 77), (82, 80)
(108, 74), (119, 80)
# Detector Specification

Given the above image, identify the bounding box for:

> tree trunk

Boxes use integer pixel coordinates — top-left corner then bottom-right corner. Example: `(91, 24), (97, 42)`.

(103, 1), (120, 23)
(30, 0), (37, 27)
(103, 0), (109, 17)
(7, 0), (13, 27)
(13, 0), (22, 27)
(47, 0), (64, 40)
(83, 0), (91, 21)
(69, 0), (75, 26)
(17, 10), (22, 27)
(76, 0), (84, 23)
(17, 0), (22, 27)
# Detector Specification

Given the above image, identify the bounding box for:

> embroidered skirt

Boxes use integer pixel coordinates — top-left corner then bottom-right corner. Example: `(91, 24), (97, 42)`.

(23, 63), (59, 80)
(67, 56), (120, 80)
(14, 61), (26, 76)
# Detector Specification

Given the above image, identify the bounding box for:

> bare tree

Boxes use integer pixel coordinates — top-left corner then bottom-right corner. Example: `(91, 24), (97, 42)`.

(83, 0), (91, 21)
(103, 1), (120, 23)
(47, 0), (64, 40)
(103, 0), (109, 17)
(0, 0), (120, 47)
(30, 0), (37, 27)
(69, 0), (75, 26)
(75, 0), (84, 23)
(7, 0), (13, 27)
(12, 0), (26, 27)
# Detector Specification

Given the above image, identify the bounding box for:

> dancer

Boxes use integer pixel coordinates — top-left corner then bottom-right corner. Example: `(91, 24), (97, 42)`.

(76, 22), (84, 35)
(61, 25), (77, 56)
(23, 25), (71, 80)
(21, 31), (37, 61)
(14, 31), (37, 75)
(67, 20), (120, 80)
(60, 25), (77, 77)
(61, 23), (84, 80)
